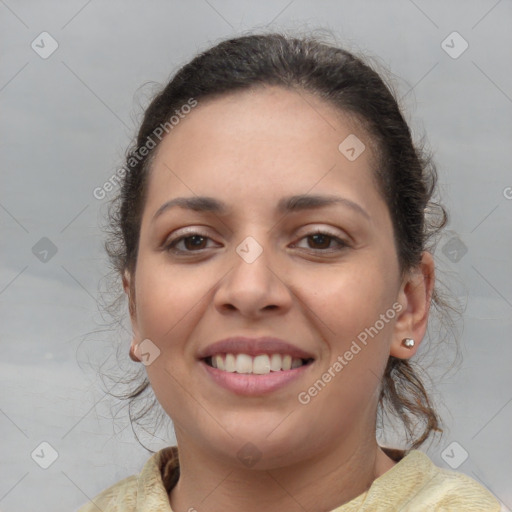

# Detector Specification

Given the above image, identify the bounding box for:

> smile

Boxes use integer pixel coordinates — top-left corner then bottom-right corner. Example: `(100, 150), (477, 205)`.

(204, 353), (314, 374)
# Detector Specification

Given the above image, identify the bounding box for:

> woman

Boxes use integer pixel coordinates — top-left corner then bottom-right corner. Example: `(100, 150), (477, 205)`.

(79, 32), (500, 511)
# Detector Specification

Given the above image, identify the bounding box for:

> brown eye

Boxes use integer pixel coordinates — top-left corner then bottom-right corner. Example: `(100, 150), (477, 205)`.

(180, 235), (208, 251)
(165, 232), (216, 253)
(307, 233), (332, 249)
(294, 230), (349, 253)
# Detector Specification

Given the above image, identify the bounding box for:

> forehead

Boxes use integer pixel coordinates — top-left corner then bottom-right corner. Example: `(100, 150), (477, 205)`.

(143, 86), (383, 219)
(158, 85), (372, 159)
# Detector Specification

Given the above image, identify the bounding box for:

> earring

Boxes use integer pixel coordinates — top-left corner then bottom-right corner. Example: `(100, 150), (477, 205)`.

(129, 342), (141, 362)
(402, 338), (415, 349)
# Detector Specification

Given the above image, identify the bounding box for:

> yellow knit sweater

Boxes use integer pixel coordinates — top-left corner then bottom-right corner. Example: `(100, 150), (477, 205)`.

(77, 446), (500, 511)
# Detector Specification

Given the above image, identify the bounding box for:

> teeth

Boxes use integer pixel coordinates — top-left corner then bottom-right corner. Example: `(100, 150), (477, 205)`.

(208, 353), (307, 374)
(270, 354), (282, 371)
(253, 354), (271, 374)
(225, 353), (236, 372)
(291, 357), (302, 369)
(235, 354), (253, 374)
(214, 354), (225, 370)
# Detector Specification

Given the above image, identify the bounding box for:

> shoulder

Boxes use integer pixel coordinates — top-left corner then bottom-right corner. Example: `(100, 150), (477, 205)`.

(77, 446), (179, 512)
(343, 449), (502, 511)
(76, 475), (138, 512)
(420, 462), (501, 510)
(391, 450), (501, 511)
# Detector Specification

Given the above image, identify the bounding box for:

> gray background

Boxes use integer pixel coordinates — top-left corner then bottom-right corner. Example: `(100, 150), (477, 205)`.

(1, 1), (511, 510)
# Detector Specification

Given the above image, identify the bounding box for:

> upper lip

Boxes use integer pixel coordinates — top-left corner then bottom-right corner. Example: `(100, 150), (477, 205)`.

(197, 336), (315, 360)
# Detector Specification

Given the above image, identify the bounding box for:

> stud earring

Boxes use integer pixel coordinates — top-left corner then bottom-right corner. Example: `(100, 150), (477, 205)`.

(402, 338), (415, 348)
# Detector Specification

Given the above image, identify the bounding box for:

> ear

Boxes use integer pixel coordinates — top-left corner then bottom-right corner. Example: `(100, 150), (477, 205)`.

(123, 270), (141, 362)
(390, 251), (435, 359)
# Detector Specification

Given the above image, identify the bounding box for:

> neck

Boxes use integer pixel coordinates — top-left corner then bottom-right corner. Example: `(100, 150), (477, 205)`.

(169, 434), (396, 512)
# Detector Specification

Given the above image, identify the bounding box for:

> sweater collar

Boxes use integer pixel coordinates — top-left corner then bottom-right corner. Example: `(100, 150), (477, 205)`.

(134, 446), (435, 511)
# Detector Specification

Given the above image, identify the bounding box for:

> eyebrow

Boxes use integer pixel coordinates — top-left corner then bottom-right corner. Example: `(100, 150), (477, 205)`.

(152, 194), (370, 221)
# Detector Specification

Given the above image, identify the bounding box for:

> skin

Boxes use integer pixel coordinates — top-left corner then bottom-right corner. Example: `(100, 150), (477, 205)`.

(123, 86), (435, 511)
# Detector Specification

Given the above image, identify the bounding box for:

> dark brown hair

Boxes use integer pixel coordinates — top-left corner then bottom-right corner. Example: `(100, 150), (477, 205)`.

(104, 31), (457, 451)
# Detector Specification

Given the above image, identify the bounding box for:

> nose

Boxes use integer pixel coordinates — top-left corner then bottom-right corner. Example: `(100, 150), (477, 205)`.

(213, 236), (293, 319)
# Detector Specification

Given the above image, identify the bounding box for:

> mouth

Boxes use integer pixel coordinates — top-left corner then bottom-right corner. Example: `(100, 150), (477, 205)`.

(202, 353), (315, 374)
(197, 336), (316, 395)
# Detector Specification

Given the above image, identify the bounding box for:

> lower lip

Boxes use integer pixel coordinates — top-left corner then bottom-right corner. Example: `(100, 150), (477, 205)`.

(200, 360), (312, 396)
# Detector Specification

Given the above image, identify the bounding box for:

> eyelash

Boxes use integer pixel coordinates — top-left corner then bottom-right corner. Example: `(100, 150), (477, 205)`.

(164, 228), (349, 255)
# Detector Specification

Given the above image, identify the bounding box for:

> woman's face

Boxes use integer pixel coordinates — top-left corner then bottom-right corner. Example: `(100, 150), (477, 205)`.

(126, 86), (419, 468)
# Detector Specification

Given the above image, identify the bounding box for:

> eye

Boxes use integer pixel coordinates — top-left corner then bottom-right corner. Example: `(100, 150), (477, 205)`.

(163, 228), (349, 255)
(164, 231), (218, 254)
(293, 229), (349, 252)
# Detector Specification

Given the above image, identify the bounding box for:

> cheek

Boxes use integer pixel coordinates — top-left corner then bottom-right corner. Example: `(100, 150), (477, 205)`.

(306, 260), (396, 341)
(134, 257), (205, 336)
(132, 258), (209, 412)
(302, 260), (397, 405)
(298, 272), (396, 433)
